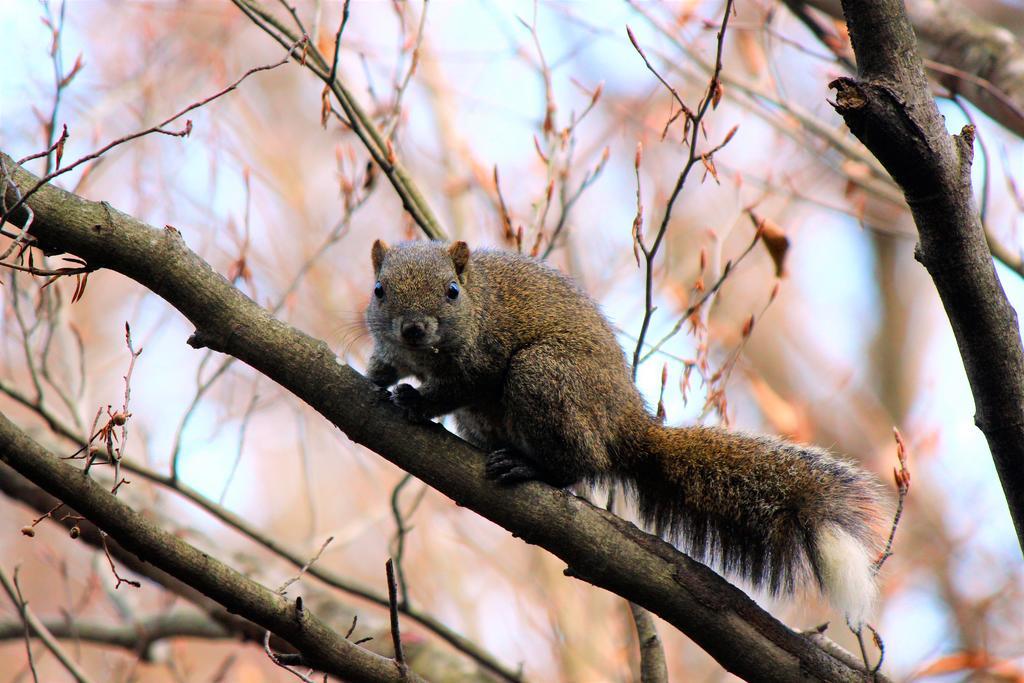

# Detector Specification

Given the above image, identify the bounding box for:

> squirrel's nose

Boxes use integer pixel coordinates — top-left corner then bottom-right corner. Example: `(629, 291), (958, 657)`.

(401, 321), (426, 343)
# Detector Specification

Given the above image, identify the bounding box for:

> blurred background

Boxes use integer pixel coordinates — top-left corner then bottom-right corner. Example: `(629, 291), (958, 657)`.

(0, 0), (1022, 680)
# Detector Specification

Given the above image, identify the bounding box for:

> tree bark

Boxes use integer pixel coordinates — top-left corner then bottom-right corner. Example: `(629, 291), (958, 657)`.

(830, 0), (1024, 553)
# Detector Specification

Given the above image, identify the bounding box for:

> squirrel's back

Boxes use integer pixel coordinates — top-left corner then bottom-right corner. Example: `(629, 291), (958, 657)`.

(469, 250), (632, 356)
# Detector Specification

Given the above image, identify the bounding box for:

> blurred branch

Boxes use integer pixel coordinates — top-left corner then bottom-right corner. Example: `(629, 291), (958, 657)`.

(0, 566), (98, 683)
(231, 0), (447, 241)
(0, 414), (424, 683)
(831, 0), (1024, 553)
(0, 460), (273, 646)
(628, 602), (668, 683)
(0, 152), (886, 682)
(800, 0), (1024, 138)
(623, 2), (902, 203)
(0, 612), (232, 656)
(626, 2), (1024, 283)
(782, 0), (1024, 281)
(0, 457), (508, 683)
(985, 227), (1024, 280)
(382, 0), (428, 142)
(779, 0), (856, 71)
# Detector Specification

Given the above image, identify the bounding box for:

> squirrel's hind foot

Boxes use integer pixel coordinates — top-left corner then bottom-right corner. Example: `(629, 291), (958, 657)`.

(485, 449), (545, 485)
(485, 449), (578, 488)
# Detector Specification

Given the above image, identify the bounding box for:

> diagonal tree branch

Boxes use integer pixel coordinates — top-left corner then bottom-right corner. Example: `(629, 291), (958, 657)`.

(0, 417), (422, 682)
(0, 152), (887, 682)
(230, 0), (447, 241)
(0, 376), (521, 682)
(0, 460), (502, 683)
(829, 0), (1024, 554)
(0, 461), (289, 653)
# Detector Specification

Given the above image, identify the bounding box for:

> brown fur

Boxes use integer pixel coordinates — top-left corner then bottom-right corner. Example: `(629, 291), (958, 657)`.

(366, 241), (885, 597)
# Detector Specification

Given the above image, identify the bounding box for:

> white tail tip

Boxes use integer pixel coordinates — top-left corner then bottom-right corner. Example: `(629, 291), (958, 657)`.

(816, 525), (878, 628)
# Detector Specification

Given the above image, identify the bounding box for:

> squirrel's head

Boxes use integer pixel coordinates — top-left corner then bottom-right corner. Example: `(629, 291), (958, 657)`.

(366, 239), (474, 351)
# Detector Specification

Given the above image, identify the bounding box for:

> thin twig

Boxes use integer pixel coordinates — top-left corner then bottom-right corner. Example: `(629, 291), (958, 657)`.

(17, 125), (67, 169)
(493, 166), (515, 242)
(389, 474), (414, 607)
(385, 559), (407, 675)
(0, 260), (93, 278)
(541, 140), (609, 259)
(1, 38), (305, 231)
(3, 567), (40, 683)
(639, 226), (760, 364)
(625, 25), (695, 123)
(7, 263), (48, 405)
(383, 0), (429, 141)
(344, 615), (359, 639)
(328, 0), (352, 84)
(41, 0), (74, 176)
(867, 623), (885, 676)
(218, 387), (261, 504)
(848, 622), (881, 681)
(276, 0), (308, 37)
(0, 566), (97, 683)
(779, 0), (856, 71)
(100, 533), (140, 589)
(629, 0), (737, 375)
(874, 427), (911, 573)
(110, 323), (143, 494)
(263, 630), (317, 682)
(278, 536), (334, 596)
(169, 351), (230, 483)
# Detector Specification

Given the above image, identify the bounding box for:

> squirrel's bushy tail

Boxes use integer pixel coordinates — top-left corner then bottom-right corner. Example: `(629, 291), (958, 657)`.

(622, 423), (885, 625)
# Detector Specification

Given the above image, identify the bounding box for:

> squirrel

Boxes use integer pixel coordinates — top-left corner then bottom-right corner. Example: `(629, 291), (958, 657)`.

(365, 239), (887, 626)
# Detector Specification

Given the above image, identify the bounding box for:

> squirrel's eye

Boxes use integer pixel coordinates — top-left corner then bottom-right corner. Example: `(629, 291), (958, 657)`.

(373, 282), (384, 299)
(446, 281), (460, 300)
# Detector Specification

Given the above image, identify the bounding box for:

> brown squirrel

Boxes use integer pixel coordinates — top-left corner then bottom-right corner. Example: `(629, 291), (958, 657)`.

(365, 239), (886, 625)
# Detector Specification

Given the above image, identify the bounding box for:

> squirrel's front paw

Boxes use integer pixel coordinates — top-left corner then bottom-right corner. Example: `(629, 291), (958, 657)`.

(391, 383), (430, 422)
(367, 363), (399, 388)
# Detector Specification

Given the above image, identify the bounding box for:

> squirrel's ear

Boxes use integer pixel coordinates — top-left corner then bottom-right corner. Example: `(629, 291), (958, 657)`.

(448, 241), (470, 276)
(371, 239), (390, 273)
